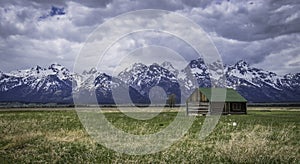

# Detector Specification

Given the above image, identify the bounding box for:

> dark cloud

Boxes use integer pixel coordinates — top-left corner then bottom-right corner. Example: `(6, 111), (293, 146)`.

(72, 0), (111, 8)
(191, 0), (300, 41)
(0, 0), (299, 75)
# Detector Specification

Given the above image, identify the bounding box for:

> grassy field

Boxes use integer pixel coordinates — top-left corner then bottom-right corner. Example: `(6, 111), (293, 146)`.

(0, 107), (299, 163)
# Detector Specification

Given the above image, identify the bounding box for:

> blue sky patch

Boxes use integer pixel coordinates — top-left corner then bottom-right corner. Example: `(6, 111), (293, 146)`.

(39, 6), (66, 20)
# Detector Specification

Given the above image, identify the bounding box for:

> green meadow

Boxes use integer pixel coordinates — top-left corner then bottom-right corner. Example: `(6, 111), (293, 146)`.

(0, 108), (299, 163)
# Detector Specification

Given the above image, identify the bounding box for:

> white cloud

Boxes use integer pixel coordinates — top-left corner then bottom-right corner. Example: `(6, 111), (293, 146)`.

(0, 0), (299, 76)
(253, 46), (300, 75)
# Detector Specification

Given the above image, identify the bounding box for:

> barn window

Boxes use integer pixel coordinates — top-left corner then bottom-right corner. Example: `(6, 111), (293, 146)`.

(232, 103), (241, 111)
(201, 94), (207, 102)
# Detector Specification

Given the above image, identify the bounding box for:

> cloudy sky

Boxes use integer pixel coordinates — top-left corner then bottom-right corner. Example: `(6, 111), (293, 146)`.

(0, 0), (299, 75)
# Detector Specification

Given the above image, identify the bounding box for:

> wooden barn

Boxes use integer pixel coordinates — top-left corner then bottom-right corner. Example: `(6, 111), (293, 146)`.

(186, 88), (247, 116)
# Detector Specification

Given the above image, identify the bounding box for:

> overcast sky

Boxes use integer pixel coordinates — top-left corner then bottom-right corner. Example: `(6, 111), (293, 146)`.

(0, 0), (299, 75)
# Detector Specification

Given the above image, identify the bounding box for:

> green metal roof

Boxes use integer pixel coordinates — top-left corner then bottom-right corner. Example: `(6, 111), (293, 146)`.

(198, 88), (247, 102)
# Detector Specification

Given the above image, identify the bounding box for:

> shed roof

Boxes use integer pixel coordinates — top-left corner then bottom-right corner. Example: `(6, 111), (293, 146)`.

(198, 88), (247, 102)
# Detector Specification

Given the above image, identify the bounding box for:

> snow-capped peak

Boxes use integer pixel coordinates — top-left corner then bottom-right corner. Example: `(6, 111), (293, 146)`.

(88, 67), (98, 74)
(49, 63), (68, 72)
(235, 60), (249, 67)
(161, 61), (179, 76)
(31, 65), (43, 73)
(83, 67), (98, 75)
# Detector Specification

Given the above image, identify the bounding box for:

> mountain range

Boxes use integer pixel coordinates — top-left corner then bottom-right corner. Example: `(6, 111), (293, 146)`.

(0, 59), (299, 104)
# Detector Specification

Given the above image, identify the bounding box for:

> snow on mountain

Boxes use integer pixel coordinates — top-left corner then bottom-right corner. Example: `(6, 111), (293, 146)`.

(161, 61), (179, 77)
(73, 67), (100, 91)
(186, 59), (300, 102)
(118, 62), (178, 89)
(0, 59), (299, 104)
(117, 62), (181, 104)
(226, 62), (300, 102)
(188, 58), (211, 87)
(225, 60), (281, 90)
(0, 64), (73, 103)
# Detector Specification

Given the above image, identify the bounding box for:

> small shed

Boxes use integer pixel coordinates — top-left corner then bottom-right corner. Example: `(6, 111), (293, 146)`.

(186, 88), (247, 116)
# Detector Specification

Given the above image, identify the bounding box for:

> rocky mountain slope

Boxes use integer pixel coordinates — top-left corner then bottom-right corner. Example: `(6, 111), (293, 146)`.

(0, 59), (299, 104)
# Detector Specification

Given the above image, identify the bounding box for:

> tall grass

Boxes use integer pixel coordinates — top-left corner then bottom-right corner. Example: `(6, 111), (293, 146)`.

(0, 109), (299, 163)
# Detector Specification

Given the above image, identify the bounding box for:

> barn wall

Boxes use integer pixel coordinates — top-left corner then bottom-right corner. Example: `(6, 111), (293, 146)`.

(186, 90), (211, 116)
(210, 102), (226, 114)
(210, 102), (247, 115)
(187, 89), (199, 103)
